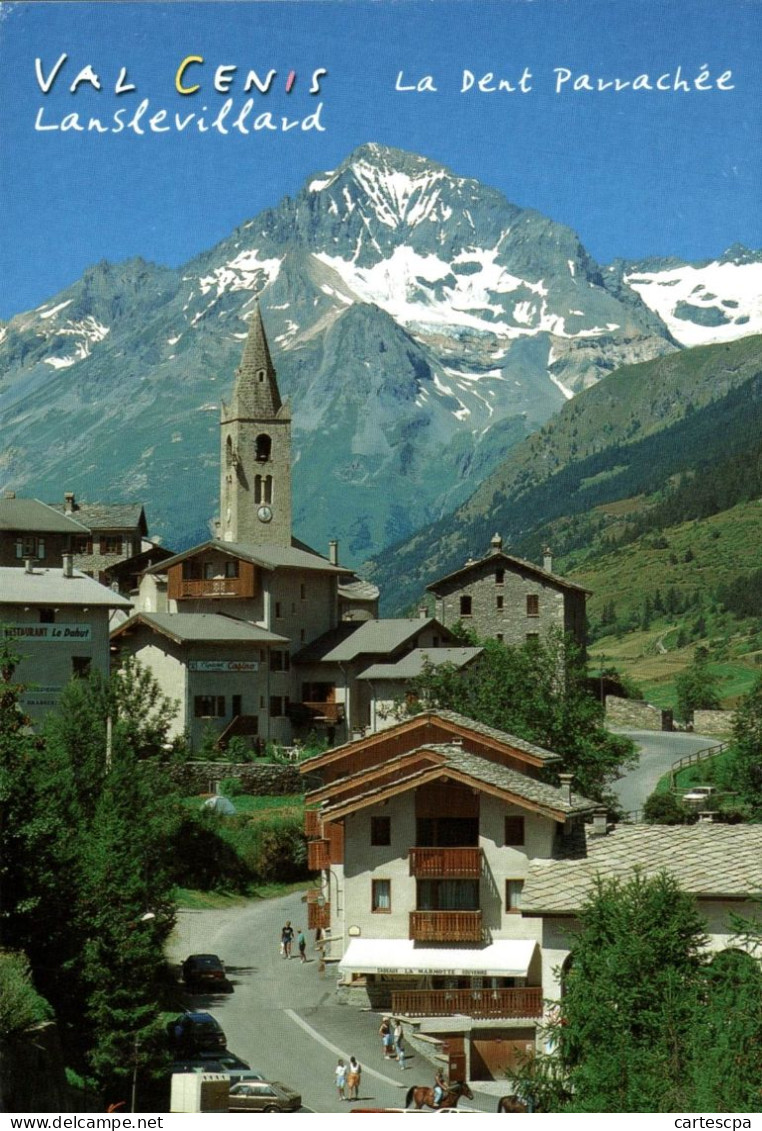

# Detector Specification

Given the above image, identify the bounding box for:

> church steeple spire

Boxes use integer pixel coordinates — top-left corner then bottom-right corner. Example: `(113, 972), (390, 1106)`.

(228, 302), (282, 419)
(219, 305), (292, 546)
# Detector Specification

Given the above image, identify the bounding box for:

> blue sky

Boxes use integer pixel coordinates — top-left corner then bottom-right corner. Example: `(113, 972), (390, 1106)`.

(0, 0), (759, 320)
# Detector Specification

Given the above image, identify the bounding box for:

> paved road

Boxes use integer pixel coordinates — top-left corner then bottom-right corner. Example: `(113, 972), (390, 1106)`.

(167, 890), (497, 1114)
(610, 729), (720, 813)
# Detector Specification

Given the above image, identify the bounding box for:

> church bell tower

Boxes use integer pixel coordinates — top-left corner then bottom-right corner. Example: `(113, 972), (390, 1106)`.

(219, 305), (292, 546)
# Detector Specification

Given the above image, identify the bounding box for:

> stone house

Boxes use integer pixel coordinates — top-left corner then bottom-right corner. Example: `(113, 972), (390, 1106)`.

(426, 535), (588, 653)
(0, 495), (91, 567)
(49, 494), (148, 581)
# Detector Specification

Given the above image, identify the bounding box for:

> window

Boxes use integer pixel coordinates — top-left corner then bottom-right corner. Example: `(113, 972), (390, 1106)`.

(504, 816), (525, 846)
(255, 433), (272, 462)
(459, 595), (472, 617)
(37, 539), (46, 560)
(506, 879), (524, 912)
(526, 632), (540, 646)
(371, 816), (391, 846)
(182, 559), (202, 580)
(496, 633), (504, 643)
(232, 695), (242, 717)
(269, 695), (290, 717)
(372, 879), (391, 913)
(275, 602), (282, 618)
(526, 594), (539, 617)
(203, 562), (217, 580)
(417, 879), (479, 910)
(101, 535), (122, 555)
(39, 608), (55, 624)
(75, 536), (93, 555)
(300, 583), (306, 600)
(270, 650), (290, 672)
(496, 595), (504, 610)
(495, 568), (505, 585)
(15, 536), (38, 558)
(224, 560), (239, 578)
(71, 656), (92, 679)
(194, 695), (226, 718)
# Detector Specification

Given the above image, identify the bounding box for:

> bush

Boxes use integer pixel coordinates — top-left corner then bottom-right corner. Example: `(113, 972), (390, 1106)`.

(643, 792), (693, 825)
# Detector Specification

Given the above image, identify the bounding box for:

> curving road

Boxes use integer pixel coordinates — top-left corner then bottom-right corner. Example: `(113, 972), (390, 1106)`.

(167, 889), (496, 1113)
(609, 728), (721, 813)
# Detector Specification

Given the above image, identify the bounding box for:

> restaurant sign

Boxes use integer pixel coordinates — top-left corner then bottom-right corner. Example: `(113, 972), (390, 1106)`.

(4, 624), (92, 641)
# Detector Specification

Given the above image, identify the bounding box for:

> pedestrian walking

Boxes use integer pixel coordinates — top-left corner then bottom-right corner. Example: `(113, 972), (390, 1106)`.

(297, 927), (307, 963)
(347, 1055), (361, 1101)
(335, 1058), (347, 1101)
(393, 1019), (406, 1069)
(379, 1016), (393, 1058)
(281, 920), (294, 958)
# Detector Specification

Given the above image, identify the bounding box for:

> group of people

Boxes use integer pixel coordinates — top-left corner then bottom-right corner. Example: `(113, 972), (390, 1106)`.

(280, 920), (307, 962)
(378, 1015), (407, 1069)
(334, 1056), (362, 1101)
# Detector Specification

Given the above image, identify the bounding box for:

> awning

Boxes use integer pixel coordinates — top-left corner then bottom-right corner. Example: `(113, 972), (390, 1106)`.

(338, 938), (537, 978)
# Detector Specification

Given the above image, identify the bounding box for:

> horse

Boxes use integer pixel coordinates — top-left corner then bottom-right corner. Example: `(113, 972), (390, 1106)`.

(405, 1080), (474, 1110)
(497, 1095), (529, 1113)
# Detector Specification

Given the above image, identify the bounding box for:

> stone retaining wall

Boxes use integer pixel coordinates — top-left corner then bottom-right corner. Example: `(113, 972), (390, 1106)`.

(605, 696), (673, 731)
(692, 709), (735, 738)
(164, 761), (303, 796)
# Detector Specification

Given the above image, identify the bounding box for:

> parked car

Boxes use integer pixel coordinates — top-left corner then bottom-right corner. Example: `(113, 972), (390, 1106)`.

(171, 1051), (251, 1075)
(182, 953), (230, 992)
(228, 1080), (302, 1113)
(683, 785), (716, 803)
(167, 1011), (227, 1053)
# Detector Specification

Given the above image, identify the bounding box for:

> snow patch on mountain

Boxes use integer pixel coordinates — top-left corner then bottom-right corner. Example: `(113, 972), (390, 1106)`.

(38, 299), (73, 320)
(625, 260), (762, 346)
(198, 250), (282, 298)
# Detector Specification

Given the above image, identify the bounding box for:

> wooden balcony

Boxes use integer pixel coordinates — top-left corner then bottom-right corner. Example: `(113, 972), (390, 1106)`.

(409, 847), (482, 879)
(177, 577), (246, 598)
(307, 839), (331, 872)
(390, 986), (543, 1020)
(302, 701), (344, 723)
(304, 810), (322, 839)
(409, 910), (482, 943)
(307, 900), (331, 930)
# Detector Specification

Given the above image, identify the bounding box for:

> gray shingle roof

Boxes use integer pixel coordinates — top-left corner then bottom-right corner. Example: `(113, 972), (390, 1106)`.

(318, 742), (593, 819)
(338, 578), (380, 602)
(429, 709), (562, 764)
(49, 501), (147, 532)
(111, 612), (289, 645)
(0, 566), (132, 607)
(358, 647), (483, 680)
(0, 498), (90, 534)
(522, 823), (762, 912)
(293, 618), (445, 664)
(426, 549), (589, 595)
(145, 539), (351, 576)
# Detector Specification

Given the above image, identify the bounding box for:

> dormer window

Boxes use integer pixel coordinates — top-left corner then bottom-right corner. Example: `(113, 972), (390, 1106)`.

(255, 434), (272, 462)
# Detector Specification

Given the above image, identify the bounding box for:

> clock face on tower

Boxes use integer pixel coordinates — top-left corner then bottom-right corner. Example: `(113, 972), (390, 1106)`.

(257, 505), (273, 523)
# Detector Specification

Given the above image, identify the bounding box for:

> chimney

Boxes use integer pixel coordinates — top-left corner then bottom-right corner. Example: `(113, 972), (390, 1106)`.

(590, 807), (609, 837)
(64, 491), (75, 514)
(418, 606), (428, 620)
(3, 490), (15, 499)
(558, 772), (574, 804)
(24, 558), (35, 574)
(490, 533), (503, 555)
(328, 539), (339, 566)
(62, 553), (74, 579)
(543, 546), (553, 572)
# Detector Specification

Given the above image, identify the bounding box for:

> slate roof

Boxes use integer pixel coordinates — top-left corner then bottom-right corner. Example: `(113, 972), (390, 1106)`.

(50, 501), (147, 532)
(426, 549), (589, 595)
(521, 823), (762, 912)
(0, 566), (132, 607)
(317, 742), (594, 820)
(0, 498), (90, 534)
(293, 618), (447, 664)
(145, 539), (351, 576)
(357, 647), (483, 680)
(110, 611), (289, 645)
(338, 578), (380, 602)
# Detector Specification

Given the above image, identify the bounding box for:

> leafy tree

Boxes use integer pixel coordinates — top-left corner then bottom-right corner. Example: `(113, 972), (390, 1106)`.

(721, 673), (762, 813)
(675, 647), (721, 723)
(553, 872), (708, 1112)
(411, 631), (635, 801)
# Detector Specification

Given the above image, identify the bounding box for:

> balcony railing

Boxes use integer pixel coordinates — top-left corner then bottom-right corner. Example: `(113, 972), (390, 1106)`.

(409, 847), (482, 879)
(178, 577), (246, 598)
(307, 839), (331, 872)
(390, 986), (543, 1020)
(304, 810), (322, 839)
(409, 910), (482, 943)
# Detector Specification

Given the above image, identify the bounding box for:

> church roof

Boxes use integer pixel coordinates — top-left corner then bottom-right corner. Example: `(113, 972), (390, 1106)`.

(145, 539), (352, 576)
(223, 304), (287, 420)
